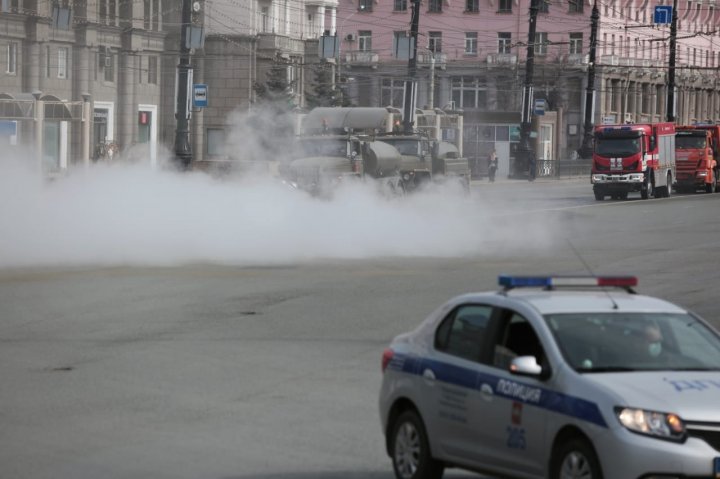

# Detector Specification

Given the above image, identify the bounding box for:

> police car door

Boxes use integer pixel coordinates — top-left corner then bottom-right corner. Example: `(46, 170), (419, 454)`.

(423, 304), (496, 462)
(473, 310), (549, 476)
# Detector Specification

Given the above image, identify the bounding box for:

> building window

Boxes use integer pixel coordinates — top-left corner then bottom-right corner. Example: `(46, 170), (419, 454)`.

(148, 56), (157, 84)
(46, 45), (51, 77)
(534, 32), (548, 55)
(568, 78), (582, 110)
(98, 0), (116, 25)
(394, 0), (407, 11)
(359, 0), (372, 12)
(57, 47), (68, 79)
(381, 78), (405, 108)
(498, 0), (512, 13)
(143, 0), (151, 29)
(207, 128), (225, 156)
(568, 0), (583, 13)
(6, 42), (17, 74)
(261, 6), (270, 32)
(466, 0), (479, 12)
(498, 32), (512, 54)
(141, 0), (159, 29)
(104, 53), (114, 82)
(429, 32), (442, 52)
(538, 0), (549, 13)
(452, 76), (487, 109)
(359, 31), (372, 51)
(1, 0), (20, 13)
(465, 32), (477, 55)
(428, 0), (442, 13)
(569, 32), (583, 54)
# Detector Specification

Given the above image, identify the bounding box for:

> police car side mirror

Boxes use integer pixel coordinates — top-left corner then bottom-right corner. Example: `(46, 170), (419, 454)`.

(509, 356), (543, 377)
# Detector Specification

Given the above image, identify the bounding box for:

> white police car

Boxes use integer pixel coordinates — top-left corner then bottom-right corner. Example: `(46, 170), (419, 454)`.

(379, 275), (720, 479)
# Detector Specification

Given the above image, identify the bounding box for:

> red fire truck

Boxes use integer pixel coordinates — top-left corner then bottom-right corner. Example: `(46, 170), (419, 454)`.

(675, 124), (720, 194)
(591, 123), (676, 201)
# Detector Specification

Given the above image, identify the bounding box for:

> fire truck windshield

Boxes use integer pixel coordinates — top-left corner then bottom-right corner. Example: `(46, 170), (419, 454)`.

(595, 137), (641, 158)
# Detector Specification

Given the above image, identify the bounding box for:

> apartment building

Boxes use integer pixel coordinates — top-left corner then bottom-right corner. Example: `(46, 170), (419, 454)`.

(1, 0), (165, 172)
(331, 0), (720, 166)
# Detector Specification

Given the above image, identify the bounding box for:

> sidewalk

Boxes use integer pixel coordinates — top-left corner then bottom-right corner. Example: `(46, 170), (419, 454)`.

(470, 173), (588, 186)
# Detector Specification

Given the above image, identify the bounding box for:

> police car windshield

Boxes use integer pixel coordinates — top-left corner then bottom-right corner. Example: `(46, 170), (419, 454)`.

(545, 313), (720, 373)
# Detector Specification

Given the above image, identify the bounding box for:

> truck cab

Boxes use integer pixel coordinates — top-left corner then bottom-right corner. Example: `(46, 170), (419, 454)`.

(591, 123), (675, 201)
(377, 133), (470, 192)
(675, 127), (718, 193)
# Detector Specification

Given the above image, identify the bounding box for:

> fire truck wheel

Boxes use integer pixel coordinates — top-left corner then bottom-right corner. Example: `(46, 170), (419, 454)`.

(594, 191), (604, 201)
(706, 176), (716, 194)
(664, 173), (672, 198)
(641, 182), (651, 199)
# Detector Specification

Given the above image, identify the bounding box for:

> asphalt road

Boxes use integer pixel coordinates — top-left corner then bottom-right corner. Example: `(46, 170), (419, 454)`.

(1, 178), (719, 479)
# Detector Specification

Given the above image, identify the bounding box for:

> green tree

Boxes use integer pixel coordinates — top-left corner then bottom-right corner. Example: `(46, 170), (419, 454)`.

(253, 63), (296, 113)
(305, 62), (347, 109)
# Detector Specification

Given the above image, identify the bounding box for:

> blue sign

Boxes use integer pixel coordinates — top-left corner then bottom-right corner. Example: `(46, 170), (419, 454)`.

(654, 5), (672, 24)
(193, 84), (208, 108)
(533, 99), (546, 116)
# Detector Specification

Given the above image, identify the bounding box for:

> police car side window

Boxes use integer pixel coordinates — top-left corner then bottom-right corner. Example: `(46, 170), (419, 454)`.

(435, 305), (493, 363)
(493, 312), (546, 370)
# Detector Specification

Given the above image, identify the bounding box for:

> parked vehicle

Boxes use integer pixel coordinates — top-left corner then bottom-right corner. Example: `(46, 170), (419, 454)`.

(675, 124), (720, 193)
(591, 123), (676, 200)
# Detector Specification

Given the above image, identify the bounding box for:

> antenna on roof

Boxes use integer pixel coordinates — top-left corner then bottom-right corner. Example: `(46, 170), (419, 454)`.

(567, 239), (620, 309)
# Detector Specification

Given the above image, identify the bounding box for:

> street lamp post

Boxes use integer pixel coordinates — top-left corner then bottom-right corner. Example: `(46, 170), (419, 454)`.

(578, 0), (599, 159)
(517, 0), (540, 178)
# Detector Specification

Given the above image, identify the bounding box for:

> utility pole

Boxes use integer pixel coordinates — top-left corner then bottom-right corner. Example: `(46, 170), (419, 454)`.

(578, 0), (599, 159)
(666, 0), (678, 122)
(403, 0), (420, 134)
(174, 0), (193, 169)
(518, 0), (540, 176)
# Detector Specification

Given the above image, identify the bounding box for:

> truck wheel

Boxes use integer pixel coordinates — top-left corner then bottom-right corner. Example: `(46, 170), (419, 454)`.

(664, 173), (672, 197)
(594, 191), (604, 201)
(640, 182), (649, 199)
(706, 172), (717, 194)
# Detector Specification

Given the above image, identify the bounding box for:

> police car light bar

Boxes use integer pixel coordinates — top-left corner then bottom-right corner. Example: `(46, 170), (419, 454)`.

(499, 275), (638, 291)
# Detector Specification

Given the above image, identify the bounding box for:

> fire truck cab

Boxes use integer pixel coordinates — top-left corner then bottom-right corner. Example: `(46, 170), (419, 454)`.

(675, 126), (718, 193)
(591, 123), (676, 201)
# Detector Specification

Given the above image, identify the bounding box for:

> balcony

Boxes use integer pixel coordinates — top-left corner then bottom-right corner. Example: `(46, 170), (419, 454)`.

(486, 53), (518, 66)
(417, 51), (447, 69)
(345, 50), (379, 67)
(565, 53), (588, 65)
(257, 33), (305, 56)
(600, 55), (619, 66)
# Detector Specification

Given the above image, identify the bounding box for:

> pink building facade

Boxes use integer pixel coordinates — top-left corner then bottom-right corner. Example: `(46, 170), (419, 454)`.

(328, 0), (720, 165)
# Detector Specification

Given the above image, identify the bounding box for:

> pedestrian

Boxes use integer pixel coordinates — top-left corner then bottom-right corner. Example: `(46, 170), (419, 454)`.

(487, 150), (498, 182)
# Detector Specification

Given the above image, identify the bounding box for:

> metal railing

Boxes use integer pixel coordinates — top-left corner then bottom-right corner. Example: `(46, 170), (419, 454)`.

(535, 159), (591, 178)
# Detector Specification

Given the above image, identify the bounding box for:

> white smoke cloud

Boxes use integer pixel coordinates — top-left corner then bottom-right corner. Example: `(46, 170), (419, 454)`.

(0, 113), (561, 269)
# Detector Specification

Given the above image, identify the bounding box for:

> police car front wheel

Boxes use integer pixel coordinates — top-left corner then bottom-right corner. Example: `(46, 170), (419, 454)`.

(550, 437), (603, 479)
(390, 410), (443, 479)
